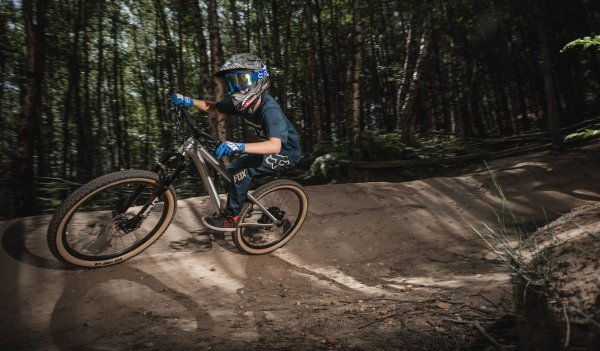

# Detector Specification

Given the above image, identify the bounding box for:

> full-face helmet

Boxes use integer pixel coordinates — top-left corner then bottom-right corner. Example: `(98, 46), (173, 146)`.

(216, 53), (269, 112)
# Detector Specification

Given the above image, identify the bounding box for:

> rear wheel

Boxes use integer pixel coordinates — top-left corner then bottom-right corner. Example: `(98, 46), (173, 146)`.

(47, 170), (177, 267)
(233, 180), (308, 255)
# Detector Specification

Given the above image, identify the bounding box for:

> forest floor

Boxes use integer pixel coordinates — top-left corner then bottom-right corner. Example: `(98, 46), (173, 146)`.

(1, 140), (599, 351)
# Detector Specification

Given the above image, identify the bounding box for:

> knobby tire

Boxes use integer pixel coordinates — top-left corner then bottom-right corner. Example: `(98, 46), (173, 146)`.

(47, 170), (177, 268)
(233, 179), (308, 255)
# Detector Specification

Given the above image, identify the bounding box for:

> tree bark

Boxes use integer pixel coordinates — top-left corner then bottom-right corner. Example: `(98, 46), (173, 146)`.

(328, 0), (343, 130)
(305, 0), (322, 144)
(154, 0), (179, 92)
(270, 0), (284, 105)
(350, 0), (362, 151)
(398, 11), (431, 144)
(132, 28), (154, 169)
(315, 0), (332, 140)
(77, 1), (94, 178)
(281, 1), (294, 115)
(191, 0), (210, 99)
(230, 0), (244, 52)
(533, 0), (562, 146)
(111, 9), (123, 169)
(15, 0), (46, 215)
(95, 1), (106, 172)
(395, 13), (413, 131)
(208, 0), (227, 141)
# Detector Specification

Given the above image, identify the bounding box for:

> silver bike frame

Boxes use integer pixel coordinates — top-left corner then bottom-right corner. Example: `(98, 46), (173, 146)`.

(178, 137), (279, 224)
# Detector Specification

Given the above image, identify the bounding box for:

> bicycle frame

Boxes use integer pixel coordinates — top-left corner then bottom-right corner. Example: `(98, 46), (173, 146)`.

(179, 137), (280, 225)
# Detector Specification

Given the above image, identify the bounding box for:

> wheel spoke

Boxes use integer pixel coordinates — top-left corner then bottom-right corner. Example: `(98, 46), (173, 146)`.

(48, 171), (176, 267)
(234, 182), (307, 254)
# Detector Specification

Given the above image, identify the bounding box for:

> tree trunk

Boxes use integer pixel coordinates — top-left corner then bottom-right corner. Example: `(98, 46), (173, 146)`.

(0, 4), (6, 152)
(398, 11), (431, 144)
(315, 0), (332, 140)
(177, 2), (186, 93)
(433, 33), (451, 134)
(533, 0), (562, 146)
(395, 13), (413, 131)
(270, 0), (284, 105)
(305, 0), (322, 144)
(208, 0), (227, 141)
(229, 0), (244, 52)
(328, 0), (343, 133)
(350, 0), (362, 151)
(111, 10), (123, 169)
(154, 0), (178, 92)
(191, 0), (210, 99)
(253, 0), (267, 58)
(281, 1), (293, 116)
(132, 28), (154, 169)
(0, 43), (5, 160)
(95, 1), (106, 172)
(15, 0), (46, 215)
(76, 1), (94, 178)
(71, 0), (84, 176)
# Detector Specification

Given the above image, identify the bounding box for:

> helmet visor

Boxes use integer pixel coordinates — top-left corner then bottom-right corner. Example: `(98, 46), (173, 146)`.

(224, 72), (254, 94)
(223, 67), (268, 94)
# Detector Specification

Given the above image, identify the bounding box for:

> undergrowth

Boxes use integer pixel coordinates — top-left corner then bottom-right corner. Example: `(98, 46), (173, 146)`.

(297, 132), (482, 184)
(361, 132), (481, 161)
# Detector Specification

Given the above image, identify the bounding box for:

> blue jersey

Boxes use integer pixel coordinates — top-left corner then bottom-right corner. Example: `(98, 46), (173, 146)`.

(216, 93), (302, 164)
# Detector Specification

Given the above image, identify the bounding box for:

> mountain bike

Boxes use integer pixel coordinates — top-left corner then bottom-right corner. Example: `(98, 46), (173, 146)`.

(47, 105), (308, 268)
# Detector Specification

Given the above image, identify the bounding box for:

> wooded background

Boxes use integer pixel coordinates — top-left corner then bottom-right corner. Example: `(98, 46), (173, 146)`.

(2, 0), (599, 217)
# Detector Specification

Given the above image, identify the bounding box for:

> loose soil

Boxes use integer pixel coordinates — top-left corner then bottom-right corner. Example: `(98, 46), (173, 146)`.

(1, 140), (599, 350)
(513, 202), (600, 350)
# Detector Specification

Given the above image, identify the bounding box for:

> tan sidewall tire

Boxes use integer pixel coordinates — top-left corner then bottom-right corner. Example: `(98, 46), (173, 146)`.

(49, 171), (176, 267)
(233, 181), (308, 255)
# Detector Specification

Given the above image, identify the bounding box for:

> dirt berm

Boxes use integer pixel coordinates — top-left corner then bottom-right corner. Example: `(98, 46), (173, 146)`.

(1, 140), (599, 350)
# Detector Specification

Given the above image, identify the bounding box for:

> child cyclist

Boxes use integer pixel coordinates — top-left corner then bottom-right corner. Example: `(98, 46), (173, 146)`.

(172, 53), (302, 231)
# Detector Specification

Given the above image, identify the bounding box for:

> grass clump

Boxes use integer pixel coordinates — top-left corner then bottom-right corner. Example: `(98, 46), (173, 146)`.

(469, 163), (559, 289)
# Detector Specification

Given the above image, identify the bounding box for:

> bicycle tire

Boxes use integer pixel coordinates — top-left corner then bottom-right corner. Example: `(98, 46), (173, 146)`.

(47, 170), (177, 268)
(233, 179), (308, 255)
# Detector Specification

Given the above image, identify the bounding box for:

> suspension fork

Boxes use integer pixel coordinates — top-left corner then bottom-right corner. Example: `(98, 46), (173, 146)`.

(114, 151), (186, 231)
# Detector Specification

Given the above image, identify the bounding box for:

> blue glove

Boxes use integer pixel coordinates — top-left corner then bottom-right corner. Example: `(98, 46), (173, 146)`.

(216, 141), (245, 159)
(171, 94), (194, 107)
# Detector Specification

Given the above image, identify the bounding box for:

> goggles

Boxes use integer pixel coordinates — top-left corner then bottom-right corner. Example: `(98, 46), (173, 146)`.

(223, 67), (268, 94)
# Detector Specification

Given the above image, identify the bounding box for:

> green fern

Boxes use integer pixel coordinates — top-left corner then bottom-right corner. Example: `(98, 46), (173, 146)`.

(561, 35), (600, 52)
(564, 129), (600, 142)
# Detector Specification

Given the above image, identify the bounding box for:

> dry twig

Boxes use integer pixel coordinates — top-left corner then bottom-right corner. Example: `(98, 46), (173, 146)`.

(562, 301), (570, 348)
(356, 305), (420, 329)
(442, 318), (474, 324)
(473, 321), (507, 351)
(573, 307), (600, 329)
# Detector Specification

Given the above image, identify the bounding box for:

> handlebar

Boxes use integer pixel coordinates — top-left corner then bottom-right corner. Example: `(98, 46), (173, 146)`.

(171, 104), (218, 146)
(170, 104), (243, 160)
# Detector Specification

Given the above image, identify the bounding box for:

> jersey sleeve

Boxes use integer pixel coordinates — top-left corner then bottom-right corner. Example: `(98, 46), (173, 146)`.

(263, 107), (289, 144)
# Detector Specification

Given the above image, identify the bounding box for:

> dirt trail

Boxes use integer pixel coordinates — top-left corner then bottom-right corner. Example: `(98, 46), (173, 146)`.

(1, 141), (599, 350)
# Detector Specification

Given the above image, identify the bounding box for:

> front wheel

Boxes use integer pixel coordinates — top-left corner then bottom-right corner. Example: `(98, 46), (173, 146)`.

(233, 180), (308, 255)
(47, 170), (177, 267)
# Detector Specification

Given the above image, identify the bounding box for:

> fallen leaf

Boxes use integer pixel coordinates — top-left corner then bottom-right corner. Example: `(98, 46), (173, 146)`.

(436, 302), (451, 309)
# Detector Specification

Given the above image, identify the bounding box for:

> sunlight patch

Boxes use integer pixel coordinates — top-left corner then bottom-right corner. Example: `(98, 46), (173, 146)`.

(386, 273), (510, 289)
